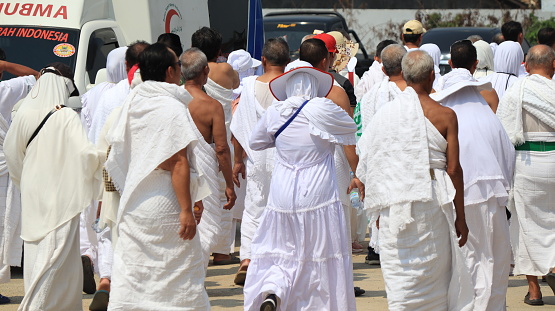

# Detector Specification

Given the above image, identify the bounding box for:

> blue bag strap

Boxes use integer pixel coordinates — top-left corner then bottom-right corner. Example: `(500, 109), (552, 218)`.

(274, 100), (309, 139)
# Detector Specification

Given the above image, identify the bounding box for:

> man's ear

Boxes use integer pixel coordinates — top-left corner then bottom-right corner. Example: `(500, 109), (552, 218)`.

(319, 57), (328, 71)
(448, 59), (454, 69)
(518, 33), (524, 44)
(374, 56), (380, 62)
(469, 59), (479, 74)
(204, 64), (210, 75)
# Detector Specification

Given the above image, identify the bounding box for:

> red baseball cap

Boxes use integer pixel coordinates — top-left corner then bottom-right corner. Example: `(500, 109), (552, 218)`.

(313, 33), (339, 53)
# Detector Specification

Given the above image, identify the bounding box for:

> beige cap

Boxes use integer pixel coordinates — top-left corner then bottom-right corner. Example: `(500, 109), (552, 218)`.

(403, 20), (426, 35)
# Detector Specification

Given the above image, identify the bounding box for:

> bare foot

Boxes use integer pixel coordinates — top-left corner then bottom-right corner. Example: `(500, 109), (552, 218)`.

(98, 278), (110, 292)
(527, 275), (542, 300)
(238, 259), (250, 272)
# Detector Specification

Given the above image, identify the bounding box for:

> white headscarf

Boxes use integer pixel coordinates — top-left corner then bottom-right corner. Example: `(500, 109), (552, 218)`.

(473, 40), (494, 78)
(285, 72), (319, 100)
(81, 47), (127, 130)
(420, 43), (441, 67)
(419, 44), (442, 89)
(106, 47), (128, 83)
(494, 41), (523, 76)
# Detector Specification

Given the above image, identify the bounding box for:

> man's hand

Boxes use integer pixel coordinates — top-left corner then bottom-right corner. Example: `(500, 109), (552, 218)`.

(223, 187), (236, 210)
(232, 162), (246, 187)
(179, 210), (197, 240)
(455, 217), (469, 247)
(347, 177), (365, 201)
(193, 201), (204, 224)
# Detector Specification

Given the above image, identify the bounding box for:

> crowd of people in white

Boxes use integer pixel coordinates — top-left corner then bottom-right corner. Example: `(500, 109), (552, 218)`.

(0, 18), (554, 311)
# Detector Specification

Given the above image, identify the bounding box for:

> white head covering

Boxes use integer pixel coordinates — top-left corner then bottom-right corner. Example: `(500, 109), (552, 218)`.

(106, 47), (128, 83)
(494, 41), (523, 76)
(420, 43), (441, 67)
(227, 49), (262, 99)
(473, 40), (494, 78)
(419, 43), (442, 89)
(270, 60), (333, 101)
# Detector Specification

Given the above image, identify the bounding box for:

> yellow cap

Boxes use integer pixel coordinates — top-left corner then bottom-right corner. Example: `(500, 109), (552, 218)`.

(403, 20), (426, 35)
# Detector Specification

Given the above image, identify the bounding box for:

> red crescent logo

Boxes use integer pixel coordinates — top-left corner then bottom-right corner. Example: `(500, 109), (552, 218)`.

(165, 9), (180, 33)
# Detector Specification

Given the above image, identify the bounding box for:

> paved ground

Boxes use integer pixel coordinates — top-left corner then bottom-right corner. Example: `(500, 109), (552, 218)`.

(1, 241), (555, 310)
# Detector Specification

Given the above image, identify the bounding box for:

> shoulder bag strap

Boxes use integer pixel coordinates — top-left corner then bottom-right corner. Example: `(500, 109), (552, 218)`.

(274, 100), (309, 139)
(26, 105), (67, 148)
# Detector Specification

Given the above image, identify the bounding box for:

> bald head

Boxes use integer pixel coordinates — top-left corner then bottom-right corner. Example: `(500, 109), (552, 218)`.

(381, 44), (407, 76)
(402, 50), (434, 86)
(526, 44), (555, 76)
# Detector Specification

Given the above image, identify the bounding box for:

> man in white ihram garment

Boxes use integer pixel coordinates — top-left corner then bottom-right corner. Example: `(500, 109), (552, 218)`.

(359, 44), (407, 134)
(354, 39), (396, 102)
(78, 46), (127, 298)
(430, 40), (515, 311)
(479, 41), (523, 100)
(180, 47), (236, 272)
(243, 61), (360, 311)
(230, 38), (289, 285)
(192, 27), (240, 264)
(0, 53), (38, 305)
(497, 44), (555, 306)
(5, 63), (102, 311)
(105, 43), (210, 310)
(357, 50), (474, 311)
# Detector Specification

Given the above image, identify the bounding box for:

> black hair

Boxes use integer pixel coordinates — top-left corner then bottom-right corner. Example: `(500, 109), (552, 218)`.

(126, 41), (150, 67)
(0, 48), (5, 61)
(139, 43), (176, 82)
(42, 62), (79, 96)
(450, 40), (477, 71)
(191, 27), (222, 61)
(376, 39), (397, 58)
(262, 38), (290, 66)
(501, 21), (523, 42)
(299, 38), (328, 67)
(402, 33), (421, 44)
(157, 33), (183, 58)
(538, 27), (555, 46)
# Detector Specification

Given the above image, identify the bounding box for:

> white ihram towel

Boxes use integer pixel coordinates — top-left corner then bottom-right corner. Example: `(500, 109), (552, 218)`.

(497, 74), (555, 146)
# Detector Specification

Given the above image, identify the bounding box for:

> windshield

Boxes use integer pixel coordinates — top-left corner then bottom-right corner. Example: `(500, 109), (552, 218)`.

(265, 22), (327, 58)
(0, 26), (80, 80)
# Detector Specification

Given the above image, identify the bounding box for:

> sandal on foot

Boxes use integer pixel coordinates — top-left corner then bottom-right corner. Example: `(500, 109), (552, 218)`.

(0, 294), (10, 304)
(234, 270), (247, 286)
(82, 255), (96, 294)
(89, 290), (109, 311)
(524, 292), (544, 306)
(260, 294), (277, 311)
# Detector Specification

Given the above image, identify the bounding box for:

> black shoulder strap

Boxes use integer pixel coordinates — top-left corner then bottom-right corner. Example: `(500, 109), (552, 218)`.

(274, 100), (309, 139)
(26, 105), (67, 148)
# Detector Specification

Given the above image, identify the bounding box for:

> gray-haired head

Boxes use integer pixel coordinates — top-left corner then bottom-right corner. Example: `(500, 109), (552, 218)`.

(467, 35), (483, 43)
(180, 47), (208, 81)
(381, 44), (407, 76)
(526, 44), (555, 71)
(402, 50), (434, 85)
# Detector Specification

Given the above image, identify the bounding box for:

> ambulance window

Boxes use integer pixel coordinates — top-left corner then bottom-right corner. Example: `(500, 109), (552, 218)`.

(86, 28), (119, 84)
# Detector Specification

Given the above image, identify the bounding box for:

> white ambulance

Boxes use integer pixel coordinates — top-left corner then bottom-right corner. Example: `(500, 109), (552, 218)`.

(0, 0), (210, 94)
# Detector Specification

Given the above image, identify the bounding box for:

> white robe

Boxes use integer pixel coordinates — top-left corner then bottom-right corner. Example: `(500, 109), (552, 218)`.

(473, 40), (495, 79)
(497, 74), (555, 276)
(479, 41), (523, 100)
(189, 109), (226, 270)
(105, 81), (210, 310)
(0, 77), (30, 283)
(354, 60), (386, 102)
(230, 76), (275, 261)
(204, 77), (235, 254)
(80, 46), (127, 131)
(420, 43), (442, 89)
(243, 95), (357, 311)
(431, 69), (515, 311)
(357, 87), (474, 311)
(4, 73), (102, 310)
